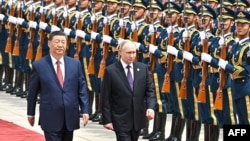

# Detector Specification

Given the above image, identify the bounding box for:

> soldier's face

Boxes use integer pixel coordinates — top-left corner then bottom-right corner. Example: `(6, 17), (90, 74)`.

(236, 22), (250, 37)
(218, 19), (234, 32)
(197, 16), (211, 29)
(165, 12), (178, 25)
(79, 0), (90, 9)
(208, 2), (218, 10)
(48, 35), (67, 56)
(54, 0), (64, 5)
(182, 13), (196, 25)
(134, 7), (145, 20)
(147, 8), (160, 21)
(68, 0), (77, 6)
(107, 2), (118, 14)
(123, 4), (131, 16)
(94, 1), (104, 12)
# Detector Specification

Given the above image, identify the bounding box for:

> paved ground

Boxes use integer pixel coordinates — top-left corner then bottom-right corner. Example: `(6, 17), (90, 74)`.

(0, 91), (223, 141)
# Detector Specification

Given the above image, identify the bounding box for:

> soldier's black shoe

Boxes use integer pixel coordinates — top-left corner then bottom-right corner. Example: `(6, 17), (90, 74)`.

(149, 131), (165, 141)
(92, 113), (102, 122)
(142, 131), (156, 139)
(139, 128), (149, 136)
(11, 87), (23, 95)
(20, 91), (28, 98)
(89, 112), (97, 120)
(2, 84), (13, 92)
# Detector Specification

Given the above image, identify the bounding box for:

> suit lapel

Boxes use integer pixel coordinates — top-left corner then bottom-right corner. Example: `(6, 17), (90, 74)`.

(63, 57), (70, 89)
(116, 62), (132, 92)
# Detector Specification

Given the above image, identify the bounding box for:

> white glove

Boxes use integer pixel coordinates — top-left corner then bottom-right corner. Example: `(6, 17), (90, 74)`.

(76, 29), (86, 39)
(102, 35), (112, 44)
(103, 17), (108, 25)
(167, 45), (178, 56)
(149, 24), (155, 33)
(52, 8), (56, 16)
(219, 36), (225, 46)
(75, 11), (80, 19)
(131, 22), (137, 32)
(0, 14), (5, 21)
(183, 29), (188, 41)
(199, 31), (206, 41)
(17, 18), (24, 25)
(63, 27), (71, 36)
(8, 16), (17, 24)
(133, 42), (141, 50)
(91, 14), (96, 24)
(149, 44), (158, 53)
(51, 25), (60, 32)
(218, 59), (228, 70)
(29, 21), (37, 29)
(167, 26), (172, 34)
(119, 19), (124, 27)
(39, 21), (48, 30)
(91, 31), (98, 40)
(183, 51), (193, 62)
(201, 52), (212, 63)
(63, 11), (68, 18)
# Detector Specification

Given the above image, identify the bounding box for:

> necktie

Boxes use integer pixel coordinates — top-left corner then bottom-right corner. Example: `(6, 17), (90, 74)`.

(126, 65), (133, 90)
(56, 61), (64, 87)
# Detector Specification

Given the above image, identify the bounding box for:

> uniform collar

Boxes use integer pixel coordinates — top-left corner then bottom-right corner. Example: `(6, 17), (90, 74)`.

(224, 33), (232, 38)
(239, 37), (249, 45)
(32, 1), (41, 6)
(136, 19), (145, 25)
(188, 25), (195, 30)
(56, 6), (65, 11)
(80, 9), (89, 15)
(44, 3), (54, 10)
(68, 7), (76, 13)
(25, 1), (33, 6)
(107, 14), (117, 20)
(96, 11), (102, 16)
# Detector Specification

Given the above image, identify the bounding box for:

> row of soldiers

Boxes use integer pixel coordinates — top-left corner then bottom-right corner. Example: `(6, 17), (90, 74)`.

(1, 0), (250, 141)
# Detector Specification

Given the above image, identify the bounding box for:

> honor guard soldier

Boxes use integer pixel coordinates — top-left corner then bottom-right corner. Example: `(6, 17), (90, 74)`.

(9, 0), (34, 97)
(0, 0), (9, 90)
(217, 10), (250, 125)
(167, 1), (202, 140)
(37, 0), (55, 57)
(18, 0), (42, 98)
(143, 1), (168, 140)
(197, 3), (222, 141)
(0, 0), (18, 93)
(233, 0), (250, 11)
(162, 2), (186, 141)
(201, 5), (237, 139)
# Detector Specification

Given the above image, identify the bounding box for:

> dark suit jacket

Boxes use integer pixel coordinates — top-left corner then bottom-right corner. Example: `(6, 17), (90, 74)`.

(27, 55), (89, 132)
(101, 61), (156, 132)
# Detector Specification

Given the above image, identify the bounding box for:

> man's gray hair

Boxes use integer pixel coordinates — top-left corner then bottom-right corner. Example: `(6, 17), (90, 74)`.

(118, 40), (136, 50)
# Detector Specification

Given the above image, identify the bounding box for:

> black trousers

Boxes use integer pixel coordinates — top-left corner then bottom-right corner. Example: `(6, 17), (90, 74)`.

(44, 124), (73, 141)
(115, 128), (140, 141)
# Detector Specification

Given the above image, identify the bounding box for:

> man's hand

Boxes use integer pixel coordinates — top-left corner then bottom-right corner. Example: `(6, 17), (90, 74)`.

(103, 123), (113, 131)
(27, 116), (35, 126)
(82, 114), (89, 127)
(146, 109), (155, 120)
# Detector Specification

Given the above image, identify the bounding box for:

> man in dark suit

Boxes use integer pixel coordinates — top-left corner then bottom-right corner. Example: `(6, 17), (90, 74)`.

(101, 40), (156, 141)
(27, 31), (89, 141)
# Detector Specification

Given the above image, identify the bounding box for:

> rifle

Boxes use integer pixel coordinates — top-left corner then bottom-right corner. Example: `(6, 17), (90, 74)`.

(214, 2), (226, 110)
(12, 1), (23, 56)
(179, 1), (190, 99)
(74, 12), (83, 60)
(162, 1), (174, 93)
(26, 5), (35, 59)
(87, 0), (97, 74)
(197, 2), (208, 103)
(5, 0), (15, 53)
(64, 0), (70, 51)
(149, 0), (156, 73)
(98, 0), (109, 78)
(131, 0), (139, 61)
(0, 0), (3, 32)
(35, 1), (45, 61)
